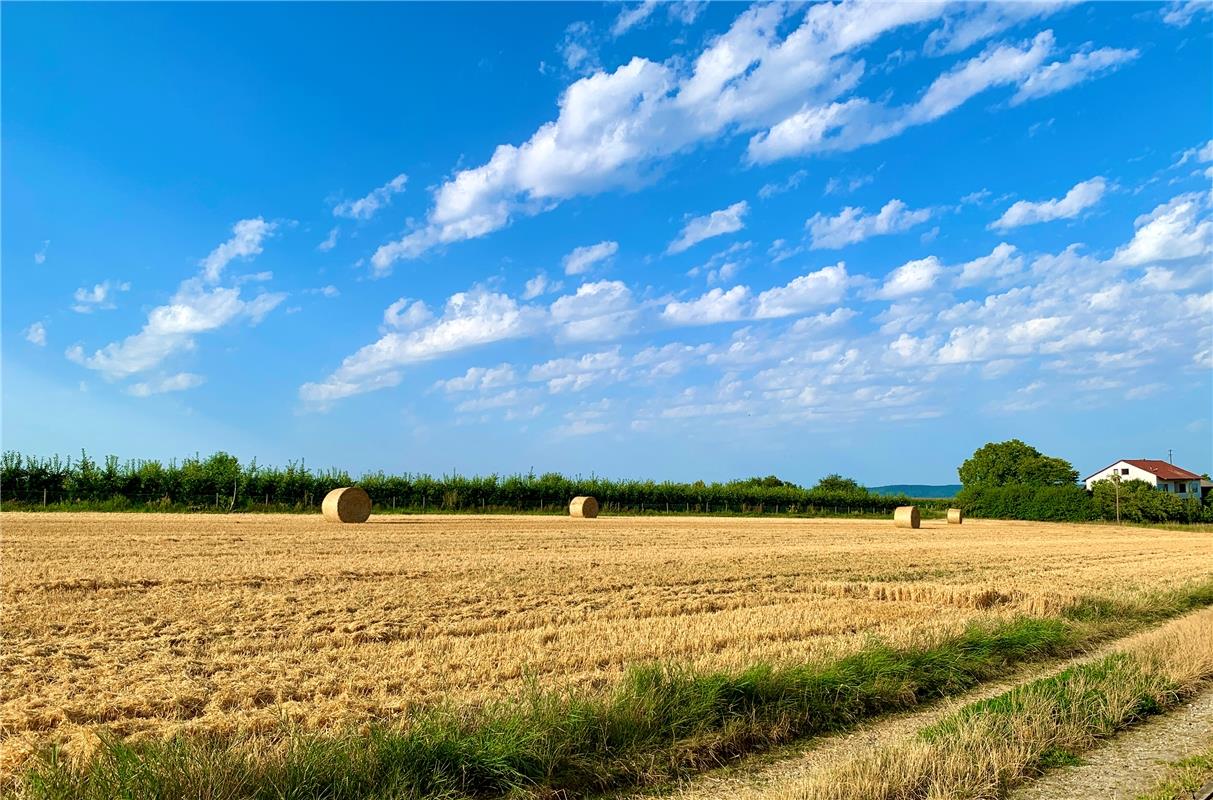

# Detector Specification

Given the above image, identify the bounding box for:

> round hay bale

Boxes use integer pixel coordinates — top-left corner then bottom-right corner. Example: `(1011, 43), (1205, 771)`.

(893, 505), (920, 529)
(947, 508), (964, 525)
(569, 496), (599, 518)
(322, 487), (372, 523)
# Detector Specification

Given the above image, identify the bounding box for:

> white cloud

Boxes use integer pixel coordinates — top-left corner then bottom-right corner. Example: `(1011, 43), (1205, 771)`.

(990, 176), (1106, 230)
(807, 199), (931, 249)
(523, 272), (561, 300)
(748, 31), (1056, 163)
(24, 322), (46, 347)
(68, 219), (283, 380)
(301, 288), (542, 409)
(1162, 0), (1212, 27)
(34, 240), (49, 265)
(549, 280), (638, 341)
(383, 298), (433, 330)
(199, 218), (275, 284)
(69, 280), (285, 379)
(530, 349), (625, 393)
(1112, 192), (1212, 266)
(563, 240), (619, 275)
(875, 256), (943, 300)
(333, 173), (408, 220)
(662, 286), (752, 326)
(1012, 46), (1138, 105)
(924, 2), (1069, 55)
(758, 169), (808, 199)
(71, 280), (131, 313)
(956, 243), (1025, 287)
(612, 0), (657, 36)
(754, 263), (850, 318)
(560, 21), (598, 72)
(437, 364), (517, 393)
(317, 226), (340, 252)
(668, 201), (749, 254)
(371, 3), (962, 271)
(1176, 139), (1213, 168)
(127, 372), (205, 397)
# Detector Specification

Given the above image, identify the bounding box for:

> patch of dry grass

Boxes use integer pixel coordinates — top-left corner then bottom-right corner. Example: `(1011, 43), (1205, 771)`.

(3, 513), (1211, 776)
(751, 607), (1213, 800)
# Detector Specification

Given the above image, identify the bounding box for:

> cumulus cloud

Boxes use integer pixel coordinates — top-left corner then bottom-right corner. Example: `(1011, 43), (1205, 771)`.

(68, 219), (283, 381)
(300, 288), (544, 409)
(990, 176), (1107, 230)
(127, 372), (205, 397)
(563, 240), (619, 274)
(523, 272), (561, 300)
(1111, 192), (1213, 266)
(668, 201), (749, 254)
(383, 298), (433, 330)
(72, 280), (131, 313)
(333, 173), (408, 220)
(748, 30), (1057, 163)
(24, 322), (47, 347)
(1011, 46), (1138, 104)
(317, 226), (340, 252)
(807, 199), (931, 249)
(875, 256), (943, 299)
(753, 263), (850, 318)
(662, 286), (752, 326)
(550, 280), (638, 341)
(370, 3), (968, 271)
(1161, 0), (1212, 27)
(437, 364), (517, 393)
(199, 218), (275, 284)
(956, 243), (1025, 287)
(612, 0), (657, 36)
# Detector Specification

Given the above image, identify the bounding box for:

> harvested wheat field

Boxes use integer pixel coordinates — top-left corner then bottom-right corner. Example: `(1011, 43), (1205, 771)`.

(2, 512), (1212, 776)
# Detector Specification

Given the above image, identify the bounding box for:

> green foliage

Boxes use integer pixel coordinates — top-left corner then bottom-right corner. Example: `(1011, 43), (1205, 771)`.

(812, 473), (866, 493)
(1, 450), (920, 516)
(19, 578), (1213, 800)
(1091, 478), (1209, 523)
(958, 439), (1079, 488)
(955, 483), (1097, 522)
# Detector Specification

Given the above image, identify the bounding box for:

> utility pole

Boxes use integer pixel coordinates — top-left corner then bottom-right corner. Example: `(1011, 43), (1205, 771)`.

(1168, 449), (1173, 464)
(1111, 472), (1121, 525)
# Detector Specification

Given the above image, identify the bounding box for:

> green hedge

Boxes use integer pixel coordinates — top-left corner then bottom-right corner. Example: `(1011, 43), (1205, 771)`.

(957, 482), (1212, 523)
(0, 451), (925, 515)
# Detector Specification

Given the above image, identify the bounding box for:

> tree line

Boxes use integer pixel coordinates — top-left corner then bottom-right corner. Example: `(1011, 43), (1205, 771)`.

(0, 451), (926, 515)
(956, 440), (1212, 523)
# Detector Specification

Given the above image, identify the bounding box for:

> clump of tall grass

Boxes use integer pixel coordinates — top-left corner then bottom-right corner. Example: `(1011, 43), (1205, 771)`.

(14, 579), (1213, 800)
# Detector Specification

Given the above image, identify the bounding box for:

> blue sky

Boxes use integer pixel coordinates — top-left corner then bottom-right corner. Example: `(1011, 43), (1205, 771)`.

(4, 1), (1212, 484)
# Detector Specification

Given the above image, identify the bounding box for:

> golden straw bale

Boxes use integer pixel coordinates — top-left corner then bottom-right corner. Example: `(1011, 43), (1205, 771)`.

(948, 508), (964, 525)
(569, 496), (599, 518)
(322, 487), (372, 523)
(893, 505), (920, 529)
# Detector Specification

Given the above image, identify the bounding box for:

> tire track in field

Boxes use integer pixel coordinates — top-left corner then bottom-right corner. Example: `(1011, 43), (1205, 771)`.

(613, 635), (1138, 800)
(1007, 690), (1213, 800)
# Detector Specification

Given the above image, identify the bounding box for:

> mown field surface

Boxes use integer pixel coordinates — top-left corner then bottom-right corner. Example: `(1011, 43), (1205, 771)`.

(3, 512), (1212, 779)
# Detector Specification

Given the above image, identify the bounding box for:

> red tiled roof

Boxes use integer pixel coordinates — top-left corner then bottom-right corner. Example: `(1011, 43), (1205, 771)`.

(1084, 459), (1202, 481)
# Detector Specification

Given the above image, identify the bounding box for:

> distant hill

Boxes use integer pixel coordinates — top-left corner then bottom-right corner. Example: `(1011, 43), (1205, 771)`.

(868, 484), (962, 498)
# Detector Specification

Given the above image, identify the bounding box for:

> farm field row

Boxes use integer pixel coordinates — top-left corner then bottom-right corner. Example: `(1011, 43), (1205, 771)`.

(3, 512), (1212, 778)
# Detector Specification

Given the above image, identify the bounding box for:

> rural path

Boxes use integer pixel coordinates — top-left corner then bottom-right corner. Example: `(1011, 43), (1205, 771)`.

(1008, 689), (1213, 800)
(624, 644), (1120, 800)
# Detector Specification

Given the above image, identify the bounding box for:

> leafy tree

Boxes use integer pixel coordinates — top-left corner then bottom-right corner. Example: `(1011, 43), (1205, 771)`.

(958, 440), (1078, 488)
(733, 475), (798, 489)
(812, 474), (865, 493)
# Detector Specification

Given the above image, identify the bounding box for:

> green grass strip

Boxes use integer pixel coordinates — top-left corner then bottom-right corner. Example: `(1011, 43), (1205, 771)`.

(13, 578), (1213, 800)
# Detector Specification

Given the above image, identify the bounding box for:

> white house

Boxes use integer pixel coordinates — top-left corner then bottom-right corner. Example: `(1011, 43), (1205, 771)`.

(1083, 459), (1203, 496)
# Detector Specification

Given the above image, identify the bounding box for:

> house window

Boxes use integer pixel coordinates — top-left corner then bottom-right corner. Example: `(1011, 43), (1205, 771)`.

(1120, 468), (1129, 475)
